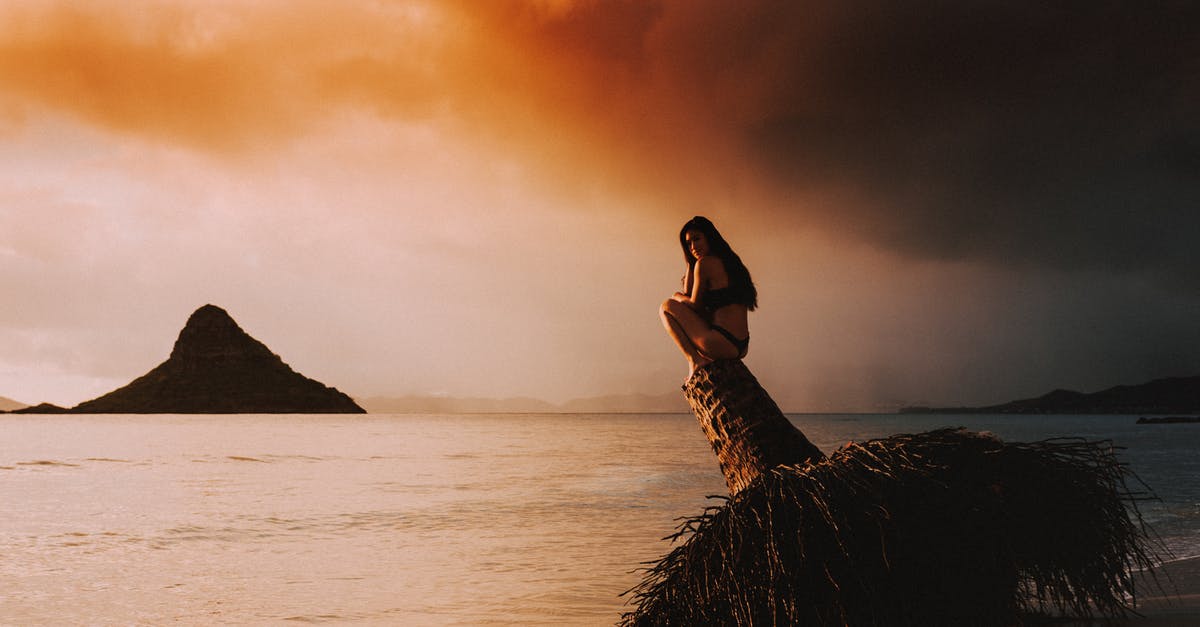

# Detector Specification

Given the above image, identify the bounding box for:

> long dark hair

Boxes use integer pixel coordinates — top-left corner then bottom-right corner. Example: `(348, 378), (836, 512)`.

(679, 216), (758, 311)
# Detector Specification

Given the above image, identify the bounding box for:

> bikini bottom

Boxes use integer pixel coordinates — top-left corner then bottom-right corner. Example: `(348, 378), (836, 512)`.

(711, 324), (749, 358)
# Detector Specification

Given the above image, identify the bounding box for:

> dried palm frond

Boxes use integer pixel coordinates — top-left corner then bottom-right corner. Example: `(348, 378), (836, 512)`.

(621, 360), (1162, 626)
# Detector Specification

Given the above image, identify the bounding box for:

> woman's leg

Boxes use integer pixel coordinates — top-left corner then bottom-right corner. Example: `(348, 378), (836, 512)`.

(660, 299), (709, 374)
(660, 299), (739, 379)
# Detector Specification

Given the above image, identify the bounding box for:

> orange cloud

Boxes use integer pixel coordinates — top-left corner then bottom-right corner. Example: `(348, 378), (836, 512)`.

(0, 2), (443, 152)
(0, 2), (756, 209)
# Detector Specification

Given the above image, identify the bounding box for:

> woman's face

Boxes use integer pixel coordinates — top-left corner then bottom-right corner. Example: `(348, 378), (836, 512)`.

(685, 229), (710, 259)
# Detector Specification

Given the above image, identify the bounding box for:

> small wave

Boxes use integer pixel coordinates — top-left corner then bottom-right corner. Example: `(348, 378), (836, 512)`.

(85, 457), (132, 463)
(1157, 553), (1200, 566)
(227, 456), (269, 463)
(261, 516), (310, 531)
(55, 532), (90, 546)
(157, 524), (262, 545)
(165, 525), (208, 535)
(282, 615), (349, 623)
(264, 454), (327, 462)
(16, 460), (80, 467)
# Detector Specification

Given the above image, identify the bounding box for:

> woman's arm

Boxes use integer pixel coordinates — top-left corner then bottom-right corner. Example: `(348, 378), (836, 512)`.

(672, 258), (714, 306)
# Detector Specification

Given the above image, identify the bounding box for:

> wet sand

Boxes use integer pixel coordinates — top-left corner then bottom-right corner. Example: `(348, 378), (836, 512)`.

(1032, 556), (1200, 626)
(1127, 556), (1200, 625)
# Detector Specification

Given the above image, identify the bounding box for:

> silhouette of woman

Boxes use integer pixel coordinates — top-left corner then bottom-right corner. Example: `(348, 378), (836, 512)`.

(660, 216), (757, 381)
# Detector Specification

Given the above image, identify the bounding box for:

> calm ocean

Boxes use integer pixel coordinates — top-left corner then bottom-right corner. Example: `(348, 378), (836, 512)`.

(2, 413), (1196, 625)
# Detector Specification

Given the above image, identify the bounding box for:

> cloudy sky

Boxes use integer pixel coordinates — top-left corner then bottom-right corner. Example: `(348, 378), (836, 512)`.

(1, 1), (1196, 411)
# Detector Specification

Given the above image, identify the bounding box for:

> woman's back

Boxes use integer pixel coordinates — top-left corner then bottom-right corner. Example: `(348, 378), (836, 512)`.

(694, 256), (749, 339)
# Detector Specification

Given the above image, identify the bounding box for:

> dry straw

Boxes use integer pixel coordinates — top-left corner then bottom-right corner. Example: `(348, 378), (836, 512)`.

(621, 360), (1163, 626)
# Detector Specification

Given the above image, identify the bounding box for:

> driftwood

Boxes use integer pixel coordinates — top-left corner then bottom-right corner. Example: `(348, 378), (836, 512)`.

(621, 359), (1162, 626)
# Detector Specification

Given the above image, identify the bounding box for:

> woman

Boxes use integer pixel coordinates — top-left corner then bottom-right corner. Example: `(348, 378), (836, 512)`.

(660, 216), (757, 381)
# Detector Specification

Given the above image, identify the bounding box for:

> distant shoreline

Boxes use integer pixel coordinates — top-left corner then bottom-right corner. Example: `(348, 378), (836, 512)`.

(901, 375), (1199, 416)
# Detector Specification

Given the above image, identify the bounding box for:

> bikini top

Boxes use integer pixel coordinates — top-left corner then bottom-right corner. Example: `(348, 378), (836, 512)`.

(700, 285), (752, 314)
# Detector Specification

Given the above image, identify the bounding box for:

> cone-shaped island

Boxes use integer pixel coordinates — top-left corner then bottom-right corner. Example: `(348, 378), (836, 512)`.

(71, 304), (364, 414)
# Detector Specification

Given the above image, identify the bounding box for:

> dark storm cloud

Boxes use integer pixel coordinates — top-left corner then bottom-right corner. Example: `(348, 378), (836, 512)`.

(492, 0), (1200, 401)
(4, 1), (1192, 285)
(12, 2), (1191, 288)
(464, 1), (1197, 283)
(725, 1), (1199, 283)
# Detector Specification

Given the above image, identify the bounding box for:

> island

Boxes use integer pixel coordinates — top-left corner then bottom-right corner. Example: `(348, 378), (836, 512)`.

(1136, 416), (1200, 424)
(901, 375), (1200, 415)
(58, 304), (364, 414)
(9, 402), (70, 414)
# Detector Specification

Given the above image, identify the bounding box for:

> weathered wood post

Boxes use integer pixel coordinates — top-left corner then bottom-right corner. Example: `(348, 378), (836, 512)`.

(683, 359), (825, 494)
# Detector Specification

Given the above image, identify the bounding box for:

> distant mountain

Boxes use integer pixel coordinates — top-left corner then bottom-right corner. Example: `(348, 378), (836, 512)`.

(0, 396), (28, 412)
(559, 392), (688, 413)
(357, 395), (558, 414)
(357, 391), (688, 414)
(11, 402), (69, 414)
(901, 375), (1200, 415)
(71, 305), (364, 414)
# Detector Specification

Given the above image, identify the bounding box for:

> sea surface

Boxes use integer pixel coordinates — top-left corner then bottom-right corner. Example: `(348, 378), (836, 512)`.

(2, 413), (1197, 625)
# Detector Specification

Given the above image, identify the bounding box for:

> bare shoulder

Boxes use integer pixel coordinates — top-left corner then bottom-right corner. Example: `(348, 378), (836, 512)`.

(696, 255), (728, 275)
(695, 256), (730, 289)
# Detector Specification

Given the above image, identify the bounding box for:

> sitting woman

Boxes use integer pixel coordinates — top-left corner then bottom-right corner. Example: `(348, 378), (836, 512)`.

(660, 216), (758, 381)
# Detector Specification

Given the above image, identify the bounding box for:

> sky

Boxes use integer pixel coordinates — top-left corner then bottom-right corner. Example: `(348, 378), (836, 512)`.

(1, 0), (1197, 411)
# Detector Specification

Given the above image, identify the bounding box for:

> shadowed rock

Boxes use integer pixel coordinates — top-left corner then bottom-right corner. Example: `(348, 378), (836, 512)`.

(71, 305), (364, 414)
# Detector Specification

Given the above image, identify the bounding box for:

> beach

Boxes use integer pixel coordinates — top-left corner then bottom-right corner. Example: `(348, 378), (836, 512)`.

(1130, 556), (1200, 625)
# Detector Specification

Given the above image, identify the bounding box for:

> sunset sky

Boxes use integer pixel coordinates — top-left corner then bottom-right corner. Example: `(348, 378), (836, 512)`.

(2, 1), (1196, 411)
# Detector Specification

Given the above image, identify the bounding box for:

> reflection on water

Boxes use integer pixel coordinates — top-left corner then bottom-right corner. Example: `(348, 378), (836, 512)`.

(0, 414), (725, 625)
(0, 413), (1196, 625)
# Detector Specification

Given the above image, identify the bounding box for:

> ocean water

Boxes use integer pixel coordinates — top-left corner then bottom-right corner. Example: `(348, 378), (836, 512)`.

(1, 413), (1196, 625)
